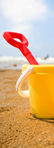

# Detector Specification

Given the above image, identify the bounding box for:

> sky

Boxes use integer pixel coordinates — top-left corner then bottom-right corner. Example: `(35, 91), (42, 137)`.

(0, 0), (54, 57)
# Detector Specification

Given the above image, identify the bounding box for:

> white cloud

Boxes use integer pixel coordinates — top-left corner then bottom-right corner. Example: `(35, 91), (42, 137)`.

(0, 0), (48, 22)
(0, 0), (48, 38)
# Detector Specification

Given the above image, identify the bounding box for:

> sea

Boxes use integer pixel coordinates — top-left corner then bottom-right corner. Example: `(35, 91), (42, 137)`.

(0, 56), (54, 70)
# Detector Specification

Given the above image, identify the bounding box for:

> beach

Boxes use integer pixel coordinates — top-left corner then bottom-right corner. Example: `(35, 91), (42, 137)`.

(0, 69), (54, 148)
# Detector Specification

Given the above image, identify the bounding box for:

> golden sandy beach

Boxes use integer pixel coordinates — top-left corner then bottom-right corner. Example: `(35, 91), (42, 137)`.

(0, 69), (54, 148)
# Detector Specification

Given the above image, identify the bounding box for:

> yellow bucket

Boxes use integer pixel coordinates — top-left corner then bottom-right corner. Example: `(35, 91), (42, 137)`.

(16, 64), (54, 119)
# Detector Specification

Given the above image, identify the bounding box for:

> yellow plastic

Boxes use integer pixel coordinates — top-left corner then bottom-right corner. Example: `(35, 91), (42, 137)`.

(22, 64), (54, 119)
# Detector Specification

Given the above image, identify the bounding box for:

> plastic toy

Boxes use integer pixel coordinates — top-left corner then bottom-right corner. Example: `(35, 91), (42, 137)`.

(3, 32), (39, 65)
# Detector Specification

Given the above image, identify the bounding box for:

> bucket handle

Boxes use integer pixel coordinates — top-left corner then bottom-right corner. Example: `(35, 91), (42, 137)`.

(16, 66), (33, 98)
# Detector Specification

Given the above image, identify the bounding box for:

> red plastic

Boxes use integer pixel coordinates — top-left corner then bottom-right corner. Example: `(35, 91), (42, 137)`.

(2, 32), (39, 65)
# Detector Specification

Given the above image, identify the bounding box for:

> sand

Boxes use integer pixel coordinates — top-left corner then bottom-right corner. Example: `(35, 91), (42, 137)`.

(0, 69), (54, 148)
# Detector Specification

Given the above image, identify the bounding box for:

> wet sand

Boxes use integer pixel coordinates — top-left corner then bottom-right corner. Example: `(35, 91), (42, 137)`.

(0, 70), (54, 148)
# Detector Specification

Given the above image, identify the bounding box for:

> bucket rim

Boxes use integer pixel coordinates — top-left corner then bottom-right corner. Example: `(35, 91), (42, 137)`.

(22, 64), (54, 74)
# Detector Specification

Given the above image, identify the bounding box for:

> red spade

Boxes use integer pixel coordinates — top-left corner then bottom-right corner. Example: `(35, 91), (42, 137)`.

(2, 32), (39, 65)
